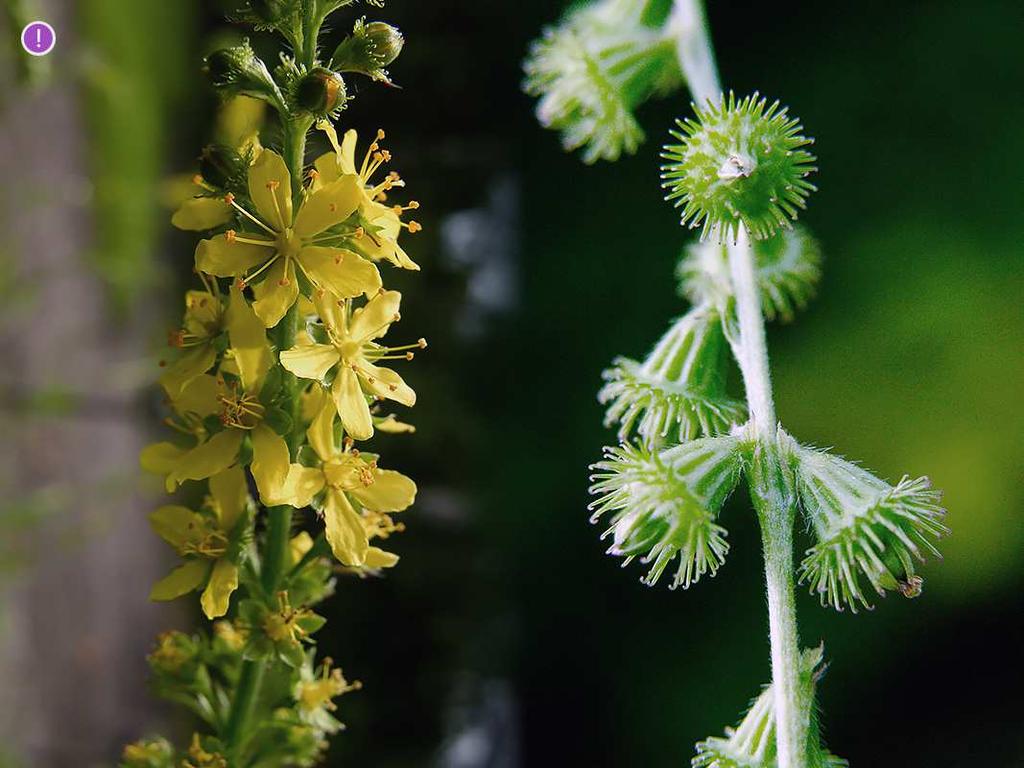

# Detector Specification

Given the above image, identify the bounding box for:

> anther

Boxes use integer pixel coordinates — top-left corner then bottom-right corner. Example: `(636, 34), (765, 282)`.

(226, 229), (237, 243)
(224, 193), (235, 204)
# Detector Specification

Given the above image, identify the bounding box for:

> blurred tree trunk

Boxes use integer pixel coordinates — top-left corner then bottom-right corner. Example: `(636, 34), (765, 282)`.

(0, 2), (186, 765)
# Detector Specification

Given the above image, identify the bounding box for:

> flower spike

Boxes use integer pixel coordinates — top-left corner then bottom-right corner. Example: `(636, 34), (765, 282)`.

(784, 432), (948, 612)
(599, 304), (744, 447)
(661, 92), (817, 242)
(588, 437), (743, 589)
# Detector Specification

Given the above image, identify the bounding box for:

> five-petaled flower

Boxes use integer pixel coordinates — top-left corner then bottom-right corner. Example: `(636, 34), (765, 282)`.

(279, 290), (420, 440)
(149, 466), (251, 618)
(195, 148), (382, 327)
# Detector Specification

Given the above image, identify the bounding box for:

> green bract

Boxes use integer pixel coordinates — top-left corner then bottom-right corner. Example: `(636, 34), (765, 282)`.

(661, 92), (817, 242)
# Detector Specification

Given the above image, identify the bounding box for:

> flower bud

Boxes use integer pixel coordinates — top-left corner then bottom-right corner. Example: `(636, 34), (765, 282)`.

(295, 67), (347, 115)
(204, 42), (281, 106)
(331, 19), (404, 82)
(198, 144), (244, 190)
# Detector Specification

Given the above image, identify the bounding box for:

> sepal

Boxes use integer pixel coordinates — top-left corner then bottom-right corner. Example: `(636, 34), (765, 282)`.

(331, 18), (405, 83)
(588, 437), (743, 589)
(599, 305), (744, 446)
(205, 41), (285, 110)
(784, 431), (948, 611)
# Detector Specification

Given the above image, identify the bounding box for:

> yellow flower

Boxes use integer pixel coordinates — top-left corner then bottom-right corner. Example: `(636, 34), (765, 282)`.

(195, 148), (382, 327)
(159, 277), (224, 397)
(279, 290), (421, 440)
(294, 657), (361, 734)
(269, 396), (415, 567)
(148, 466), (250, 618)
(170, 175), (233, 231)
(141, 286), (288, 501)
(314, 123), (422, 271)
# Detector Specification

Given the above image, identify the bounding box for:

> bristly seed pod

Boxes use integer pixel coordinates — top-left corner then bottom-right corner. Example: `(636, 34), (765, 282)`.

(295, 67), (347, 115)
(588, 437), (743, 589)
(782, 430), (948, 612)
(661, 92), (817, 243)
(599, 304), (745, 447)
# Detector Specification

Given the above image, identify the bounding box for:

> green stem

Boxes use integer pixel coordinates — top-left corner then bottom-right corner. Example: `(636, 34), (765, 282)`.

(669, 5), (808, 765)
(223, 661), (265, 761)
(224, 84), (310, 767)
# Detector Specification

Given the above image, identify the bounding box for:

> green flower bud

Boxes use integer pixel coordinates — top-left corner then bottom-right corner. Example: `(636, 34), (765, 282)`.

(331, 19), (404, 82)
(199, 144), (245, 190)
(121, 736), (175, 768)
(295, 67), (347, 115)
(204, 42), (283, 108)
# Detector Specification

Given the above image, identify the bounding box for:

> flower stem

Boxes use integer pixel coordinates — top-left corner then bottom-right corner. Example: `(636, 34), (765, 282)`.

(225, 100), (309, 766)
(670, 5), (807, 766)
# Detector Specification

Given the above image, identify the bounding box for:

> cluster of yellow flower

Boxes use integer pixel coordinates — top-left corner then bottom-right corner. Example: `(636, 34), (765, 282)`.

(143, 122), (424, 620)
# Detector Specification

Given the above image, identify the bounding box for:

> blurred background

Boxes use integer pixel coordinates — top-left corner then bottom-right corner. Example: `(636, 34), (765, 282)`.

(1, 0), (1022, 765)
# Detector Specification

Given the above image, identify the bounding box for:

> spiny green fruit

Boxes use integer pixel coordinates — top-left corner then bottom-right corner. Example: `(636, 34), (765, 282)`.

(661, 92), (817, 242)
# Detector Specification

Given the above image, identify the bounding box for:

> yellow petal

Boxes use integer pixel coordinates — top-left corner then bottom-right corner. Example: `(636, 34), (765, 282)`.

(314, 151), (342, 184)
(300, 380), (328, 422)
(159, 345), (217, 398)
(363, 546), (399, 569)
(323, 489), (369, 566)
(150, 559), (210, 602)
(293, 176), (361, 238)
(172, 373), (222, 417)
(332, 365), (373, 440)
(299, 246), (381, 299)
(183, 290), (222, 332)
(359, 361), (416, 407)
(149, 505), (203, 548)
(306, 394), (337, 463)
(364, 206), (420, 270)
(376, 414), (415, 434)
(264, 464), (325, 508)
(172, 197), (232, 231)
(170, 430), (243, 487)
(201, 560), (239, 618)
(250, 424), (289, 502)
(195, 234), (271, 277)
(349, 469), (416, 512)
(209, 466), (248, 532)
(141, 442), (187, 476)
(226, 283), (273, 390)
(248, 149), (292, 229)
(251, 259), (299, 328)
(279, 342), (340, 381)
(290, 531), (315, 565)
(349, 289), (401, 342)
(313, 289), (347, 335)
(340, 129), (359, 175)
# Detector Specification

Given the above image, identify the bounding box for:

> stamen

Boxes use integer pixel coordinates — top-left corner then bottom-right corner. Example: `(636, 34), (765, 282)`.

(225, 195), (277, 235)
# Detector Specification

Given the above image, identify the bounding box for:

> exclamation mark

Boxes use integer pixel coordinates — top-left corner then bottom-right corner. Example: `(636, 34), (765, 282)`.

(35, 26), (41, 51)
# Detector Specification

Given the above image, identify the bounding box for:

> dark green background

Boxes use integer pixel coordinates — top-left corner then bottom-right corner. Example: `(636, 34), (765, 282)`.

(18, 0), (1024, 764)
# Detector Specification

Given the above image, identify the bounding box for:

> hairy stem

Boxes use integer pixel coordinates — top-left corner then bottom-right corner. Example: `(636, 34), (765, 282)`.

(670, 4), (806, 765)
(668, 0), (720, 106)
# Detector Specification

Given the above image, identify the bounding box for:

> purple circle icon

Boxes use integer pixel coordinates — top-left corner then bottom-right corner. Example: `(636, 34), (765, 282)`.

(21, 21), (56, 57)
